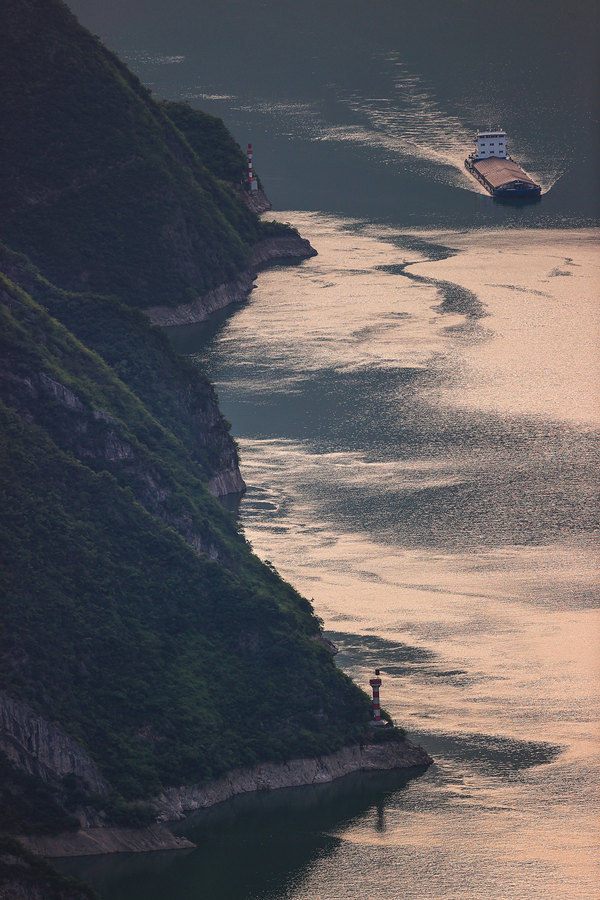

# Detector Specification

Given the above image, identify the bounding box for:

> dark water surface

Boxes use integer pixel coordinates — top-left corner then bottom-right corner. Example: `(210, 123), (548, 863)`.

(63, 2), (599, 897)
(69, 0), (599, 228)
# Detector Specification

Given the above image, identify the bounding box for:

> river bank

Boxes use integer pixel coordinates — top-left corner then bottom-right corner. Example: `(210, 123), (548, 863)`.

(145, 232), (317, 327)
(153, 737), (432, 822)
(17, 737), (430, 858)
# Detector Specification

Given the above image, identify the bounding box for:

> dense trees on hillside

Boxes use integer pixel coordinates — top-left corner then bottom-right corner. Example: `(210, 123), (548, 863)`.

(0, 0), (373, 825)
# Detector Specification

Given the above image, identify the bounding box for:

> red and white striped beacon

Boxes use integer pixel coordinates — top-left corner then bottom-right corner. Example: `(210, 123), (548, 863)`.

(247, 143), (258, 191)
(369, 668), (382, 723)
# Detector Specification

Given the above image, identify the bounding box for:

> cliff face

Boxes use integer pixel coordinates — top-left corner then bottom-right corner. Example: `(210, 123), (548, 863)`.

(0, 276), (243, 573)
(0, 693), (107, 796)
(0, 245), (245, 500)
(4, 365), (231, 557)
(243, 187), (273, 215)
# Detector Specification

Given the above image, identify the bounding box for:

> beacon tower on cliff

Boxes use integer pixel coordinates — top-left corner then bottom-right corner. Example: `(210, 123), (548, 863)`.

(247, 143), (258, 191)
(369, 669), (383, 723)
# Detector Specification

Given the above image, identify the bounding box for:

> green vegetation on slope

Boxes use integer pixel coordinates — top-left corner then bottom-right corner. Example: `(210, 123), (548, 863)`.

(0, 393), (370, 800)
(0, 272), (371, 803)
(0, 242), (239, 486)
(162, 101), (249, 184)
(0, 0), (373, 834)
(0, 0), (280, 308)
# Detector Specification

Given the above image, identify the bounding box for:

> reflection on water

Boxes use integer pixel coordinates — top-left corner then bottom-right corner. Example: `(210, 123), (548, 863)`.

(59, 769), (423, 900)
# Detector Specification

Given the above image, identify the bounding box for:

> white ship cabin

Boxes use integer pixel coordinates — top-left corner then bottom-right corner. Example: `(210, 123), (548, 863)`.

(475, 130), (507, 159)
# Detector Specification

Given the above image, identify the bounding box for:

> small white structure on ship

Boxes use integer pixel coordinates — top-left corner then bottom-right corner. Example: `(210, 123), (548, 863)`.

(464, 129), (541, 198)
(474, 129), (508, 159)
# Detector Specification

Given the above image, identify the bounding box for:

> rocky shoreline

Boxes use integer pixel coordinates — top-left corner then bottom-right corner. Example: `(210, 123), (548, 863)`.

(2, 690), (432, 859)
(21, 826), (195, 859)
(145, 232), (317, 327)
(19, 738), (432, 858)
(154, 738), (433, 822)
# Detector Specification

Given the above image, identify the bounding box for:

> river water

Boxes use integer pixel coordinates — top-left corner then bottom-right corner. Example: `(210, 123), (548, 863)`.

(63, 1), (599, 897)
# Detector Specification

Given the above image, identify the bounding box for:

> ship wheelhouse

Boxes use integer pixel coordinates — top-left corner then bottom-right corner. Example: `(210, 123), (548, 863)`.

(474, 130), (507, 160)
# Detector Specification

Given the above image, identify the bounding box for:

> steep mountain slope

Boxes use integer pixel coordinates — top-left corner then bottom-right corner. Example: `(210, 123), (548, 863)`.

(0, 0), (382, 833)
(160, 101), (249, 185)
(0, 271), (372, 806)
(0, 242), (245, 496)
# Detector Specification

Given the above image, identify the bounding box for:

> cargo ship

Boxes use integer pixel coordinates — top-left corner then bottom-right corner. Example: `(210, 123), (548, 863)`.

(465, 130), (541, 198)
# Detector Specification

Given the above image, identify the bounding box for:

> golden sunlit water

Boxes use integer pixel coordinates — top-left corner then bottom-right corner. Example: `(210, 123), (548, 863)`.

(184, 216), (599, 898)
(60, 215), (599, 899)
(58, 2), (599, 894)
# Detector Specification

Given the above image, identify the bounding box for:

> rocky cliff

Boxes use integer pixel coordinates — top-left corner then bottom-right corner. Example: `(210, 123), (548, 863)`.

(155, 738), (433, 821)
(0, 245), (246, 501)
(0, 693), (107, 798)
(0, 276), (243, 578)
(243, 187), (273, 215)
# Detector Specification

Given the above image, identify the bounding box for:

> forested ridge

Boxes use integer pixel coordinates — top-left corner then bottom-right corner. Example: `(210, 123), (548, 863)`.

(0, 0), (375, 845)
(0, 0), (285, 307)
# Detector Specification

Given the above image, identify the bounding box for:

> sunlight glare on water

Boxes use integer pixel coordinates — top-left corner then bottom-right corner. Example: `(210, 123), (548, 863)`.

(183, 214), (600, 899)
(59, 167), (599, 900)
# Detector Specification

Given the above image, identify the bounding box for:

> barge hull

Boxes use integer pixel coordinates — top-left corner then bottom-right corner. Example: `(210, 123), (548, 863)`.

(465, 156), (541, 197)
